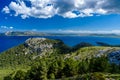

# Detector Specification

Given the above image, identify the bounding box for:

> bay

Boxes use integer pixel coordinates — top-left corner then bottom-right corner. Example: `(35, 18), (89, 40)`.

(1, 36), (120, 53)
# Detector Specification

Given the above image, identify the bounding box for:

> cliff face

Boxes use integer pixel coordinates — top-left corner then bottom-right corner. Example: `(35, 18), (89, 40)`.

(24, 38), (55, 55)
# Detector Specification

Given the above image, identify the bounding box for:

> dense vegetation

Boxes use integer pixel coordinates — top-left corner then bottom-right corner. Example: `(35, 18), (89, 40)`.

(4, 53), (120, 80)
(1, 38), (120, 80)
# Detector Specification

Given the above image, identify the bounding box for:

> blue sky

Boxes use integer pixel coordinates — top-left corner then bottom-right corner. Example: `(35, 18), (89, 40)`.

(1, 0), (120, 33)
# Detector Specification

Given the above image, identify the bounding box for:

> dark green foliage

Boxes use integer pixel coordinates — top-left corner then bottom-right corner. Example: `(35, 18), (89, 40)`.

(109, 63), (120, 73)
(72, 42), (93, 51)
(54, 39), (71, 54)
(78, 60), (89, 74)
(0, 44), (33, 69)
(25, 59), (48, 80)
(96, 42), (111, 46)
(96, 41), (120, 47)
(89, 56), (110, 72)
(13, 70), (26, 80)
(4, 76), (13, 80)
(4, 53), (120, 80)
(63, 58), (79, 77)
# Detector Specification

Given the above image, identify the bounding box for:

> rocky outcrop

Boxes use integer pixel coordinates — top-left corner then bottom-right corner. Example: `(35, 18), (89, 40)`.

(109, 50), (120, 65)
(24, 38), (58, 55)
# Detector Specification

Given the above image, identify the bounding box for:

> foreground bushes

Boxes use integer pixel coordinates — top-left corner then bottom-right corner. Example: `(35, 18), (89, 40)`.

(5, 54), (120, 80)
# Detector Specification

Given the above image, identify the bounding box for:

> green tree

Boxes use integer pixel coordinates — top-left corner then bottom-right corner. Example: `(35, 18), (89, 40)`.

(13, 70), (26, 80)
(4, 76), (13, 80)
(110, 63), (120, 73)
(78, 60), (89, 74)
(26, 60), (48, 80)
(63, 58), (79, 77)
(89, 56), (110, 72)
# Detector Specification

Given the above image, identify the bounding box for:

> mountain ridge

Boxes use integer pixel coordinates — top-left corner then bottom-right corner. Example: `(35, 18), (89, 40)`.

(1, 31), (120, 37)
(1, 38), (120, 80)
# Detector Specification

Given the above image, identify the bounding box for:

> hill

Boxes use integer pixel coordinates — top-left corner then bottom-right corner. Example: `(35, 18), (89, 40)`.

(1, 38), (120, 80)
(0, 38), (70, 69)
(4, 31), (48, 36)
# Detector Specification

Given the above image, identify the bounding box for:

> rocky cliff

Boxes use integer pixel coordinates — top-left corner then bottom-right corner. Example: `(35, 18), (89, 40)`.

(24, 38), (56, 55)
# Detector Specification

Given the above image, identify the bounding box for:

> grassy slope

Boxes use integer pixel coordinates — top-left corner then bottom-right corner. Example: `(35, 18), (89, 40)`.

(0, 68), (30, 80)
(0, 70), (12, 80)
(70, 46), (120, 60)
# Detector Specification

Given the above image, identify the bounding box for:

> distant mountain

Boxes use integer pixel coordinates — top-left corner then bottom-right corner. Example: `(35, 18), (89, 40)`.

(1, 31), (120, 37)
(4, 31), (48, 36)
(0, 33), (5, 36)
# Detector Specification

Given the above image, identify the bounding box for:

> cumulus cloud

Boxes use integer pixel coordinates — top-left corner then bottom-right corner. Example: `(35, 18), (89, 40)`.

(1, 26), (8, 29)
(2, 6), (10, 13)
(1, 26), (13, 29)
(10, 27), (13, 29)
(2, 0), (120, 19)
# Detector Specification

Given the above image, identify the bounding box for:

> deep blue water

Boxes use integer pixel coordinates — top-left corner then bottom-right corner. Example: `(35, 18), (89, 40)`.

(1, 36), (120, 53)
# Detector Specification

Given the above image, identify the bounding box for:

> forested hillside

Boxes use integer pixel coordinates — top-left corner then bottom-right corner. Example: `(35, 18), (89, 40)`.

(1, 38), (120, 80)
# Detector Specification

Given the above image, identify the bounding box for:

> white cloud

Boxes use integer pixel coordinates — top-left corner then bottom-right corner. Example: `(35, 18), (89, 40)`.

(74, 0), (85, 8)
(10, 27), (13, 29)
(96, 8), (107, 14)
(2, 6), (10, 13)
(9, 1), (30, 19)
(1, 26), (8, 29)
(2, 0), (120, 19)
(1, 26), (14, 29)
(62, 11), (78, 18)
(58, 29), (120, 34)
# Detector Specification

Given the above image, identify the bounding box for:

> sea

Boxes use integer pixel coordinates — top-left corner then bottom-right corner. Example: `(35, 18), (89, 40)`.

(1, 36), (120, 53)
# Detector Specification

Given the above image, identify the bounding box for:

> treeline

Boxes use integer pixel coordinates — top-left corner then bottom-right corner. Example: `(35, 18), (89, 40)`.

(4, 54), (120, 80)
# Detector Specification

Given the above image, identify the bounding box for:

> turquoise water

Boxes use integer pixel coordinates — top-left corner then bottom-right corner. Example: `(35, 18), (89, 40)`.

(0, 36), (120, 53)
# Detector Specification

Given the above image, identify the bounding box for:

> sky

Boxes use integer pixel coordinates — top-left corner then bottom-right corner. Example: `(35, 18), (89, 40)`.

(1, 0), (120, 33)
